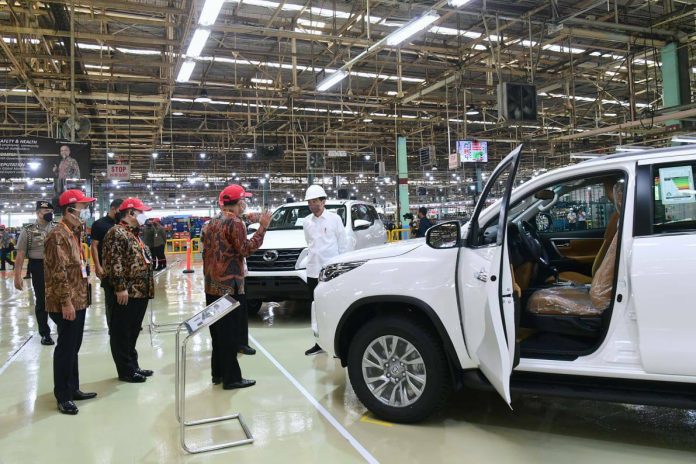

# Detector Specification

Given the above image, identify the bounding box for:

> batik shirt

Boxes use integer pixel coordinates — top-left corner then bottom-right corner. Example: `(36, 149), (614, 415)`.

(202, 213), (265, 296)
(102, 224), (155, 299)
(44, 220), (89, 312)
(58, 156), (80, 179)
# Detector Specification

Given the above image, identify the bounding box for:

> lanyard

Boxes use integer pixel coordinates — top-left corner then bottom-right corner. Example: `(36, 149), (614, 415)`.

(118, 224), (151, 264)
(59, 221), (85, 263)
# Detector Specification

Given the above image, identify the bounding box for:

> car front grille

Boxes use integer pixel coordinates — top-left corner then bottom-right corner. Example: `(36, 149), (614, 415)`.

(247, 248), (303, 271)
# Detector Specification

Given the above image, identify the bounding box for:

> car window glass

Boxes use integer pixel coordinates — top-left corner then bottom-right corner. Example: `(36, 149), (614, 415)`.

(652, 163), (696, 234)
(475, 163), (514, 246)
(268, 204), (346, 230)
(542, 179), (617, 233)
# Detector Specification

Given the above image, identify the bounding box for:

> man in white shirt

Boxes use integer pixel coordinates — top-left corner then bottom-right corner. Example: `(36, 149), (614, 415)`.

(303, 185), (349, 355)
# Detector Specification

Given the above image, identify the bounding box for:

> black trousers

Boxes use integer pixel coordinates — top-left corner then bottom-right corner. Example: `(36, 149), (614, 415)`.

(207, 293), (246, 384)
(0, 247), (14, 270)
(29, 259), (50, 337)
(307, 277), (318, 302)
(109, 297), (148, 378)
(102, 283), (116, 334)
(152, 245), (166, 269)
(49, 309), (86, 403)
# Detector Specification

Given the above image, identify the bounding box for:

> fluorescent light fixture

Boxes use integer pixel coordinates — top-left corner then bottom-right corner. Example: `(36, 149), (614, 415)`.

(176, 60), (196, 82)
(186, 28), (211, 58)
(317, 70), (348, 92)
(363, 118), (373, 123)
(152, 152), (159, 159)
(570, 154), (601, 159)
(198, 0), (225, 26)
(297, 18), (325, 28)
(448, 0), (472, 6)
(199, 152), (206, 159)
(84, 64), (110, 70)
(385, 12), (439, 46)
(107, 152), (114, 158)
(246, 152), (254, 159)
(615, 146), (645, 152)
(172, 112), (184, 116)
(251, 77), (273, 84)
(672, 136), (696, 144)
(386, 90), (398, 96)
(27, 161), (41, 170)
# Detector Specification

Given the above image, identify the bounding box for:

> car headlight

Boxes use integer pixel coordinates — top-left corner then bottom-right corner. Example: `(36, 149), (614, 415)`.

(319, 261), (366, 282)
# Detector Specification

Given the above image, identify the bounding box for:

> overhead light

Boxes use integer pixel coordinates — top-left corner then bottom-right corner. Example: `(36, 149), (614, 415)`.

(186, 28), (211, 58)
(152, 152), (159, 159)
(363, 118), (373, 123)
(176, 60), (196, 83)
(107, 152), (114, 158)
(569, 153), (601, 159)
(198, 0), (225, 26)
(448, 0), (472, 6)
(385, 12), (439, 47)
(615, 146), (645, 152)
(172, 112), (184, 116)
(246, 152), (254, 159)
(251, 77), (273, 85)
(317, 69), (348, 92)
(364, 155), (371, 160)
(194, 88), (212, 103)
(199, 152), (206, 159)
(27, 161), (41, 170)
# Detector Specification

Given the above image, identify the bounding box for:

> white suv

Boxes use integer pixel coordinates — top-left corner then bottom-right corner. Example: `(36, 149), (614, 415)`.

(314, 145), (696, 423)
(245, 200), (386, 312)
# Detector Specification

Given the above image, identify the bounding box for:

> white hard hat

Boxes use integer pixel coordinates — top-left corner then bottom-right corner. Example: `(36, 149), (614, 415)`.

(305, 185), (328, 201)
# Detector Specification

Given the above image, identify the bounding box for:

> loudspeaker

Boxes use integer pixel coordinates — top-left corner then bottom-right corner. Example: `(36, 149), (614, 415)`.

(498, 82), (537, 121)
(337, 188), (349, 199)
(256, 145), (285, 159)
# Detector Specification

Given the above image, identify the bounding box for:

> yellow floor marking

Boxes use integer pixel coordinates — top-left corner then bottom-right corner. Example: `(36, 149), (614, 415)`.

(360, 413), (394, 427)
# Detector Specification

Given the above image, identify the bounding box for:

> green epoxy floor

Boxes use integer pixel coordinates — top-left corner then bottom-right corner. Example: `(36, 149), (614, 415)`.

(1, 261), (695, 463)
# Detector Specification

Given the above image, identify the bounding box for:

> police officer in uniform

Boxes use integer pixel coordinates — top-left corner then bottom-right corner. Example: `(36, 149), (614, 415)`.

(13, 200), (58, 345)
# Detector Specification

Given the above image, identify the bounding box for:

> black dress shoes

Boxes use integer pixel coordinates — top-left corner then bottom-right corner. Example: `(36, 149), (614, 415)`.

(222, 379), (256, 390)
(238, 345), (256, 355)
(40, 335), (55, 346)
(57, 401), (79, 415)
(118, 372), (147, 383)
(212, 376), (221, 385)
(136, 369), (154, 377)
(73, 390), (97, 401)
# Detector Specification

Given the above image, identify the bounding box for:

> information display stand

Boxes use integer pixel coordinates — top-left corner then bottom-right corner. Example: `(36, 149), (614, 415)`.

(175, 294), (254, 453)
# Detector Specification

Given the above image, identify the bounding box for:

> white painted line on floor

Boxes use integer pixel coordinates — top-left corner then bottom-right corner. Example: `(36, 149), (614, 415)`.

(249, 334), (379, 464)
(0, 335), (33, 377)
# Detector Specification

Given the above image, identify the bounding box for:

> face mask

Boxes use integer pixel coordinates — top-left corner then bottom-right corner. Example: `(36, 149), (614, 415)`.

(136, 213), (147, 226)
(42, 212), (53, 222)
(68, 207), (89, 224)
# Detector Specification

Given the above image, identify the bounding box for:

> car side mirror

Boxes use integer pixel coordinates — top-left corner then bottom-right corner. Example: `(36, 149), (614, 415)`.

(353, 219), (371, 230)
(534, 189), (555, 200)
(426, 221), (461, 249)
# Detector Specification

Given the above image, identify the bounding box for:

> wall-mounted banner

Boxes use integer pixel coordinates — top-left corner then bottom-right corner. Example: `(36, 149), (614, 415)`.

(0, 137), (91, 182)
(107, 162), (131, 180)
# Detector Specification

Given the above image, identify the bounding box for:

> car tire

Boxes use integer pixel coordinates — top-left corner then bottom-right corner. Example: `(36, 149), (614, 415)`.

(347, 316), (451, 423)
(246, 299), (263, 315)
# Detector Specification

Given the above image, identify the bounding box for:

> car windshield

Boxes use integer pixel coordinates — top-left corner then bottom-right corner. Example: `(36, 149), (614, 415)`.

(267, 205), (347, 230)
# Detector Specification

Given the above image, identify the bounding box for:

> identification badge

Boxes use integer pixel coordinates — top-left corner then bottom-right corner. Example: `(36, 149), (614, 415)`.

(81, 261), (88, 278)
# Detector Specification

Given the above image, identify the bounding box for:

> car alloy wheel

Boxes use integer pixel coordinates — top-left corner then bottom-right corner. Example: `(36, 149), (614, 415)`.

(361, 335), (427, 407)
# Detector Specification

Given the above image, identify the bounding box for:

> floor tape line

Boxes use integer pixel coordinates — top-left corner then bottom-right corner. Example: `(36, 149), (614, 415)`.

(249, 334), (379, 464)
(0, 335), (33, 377)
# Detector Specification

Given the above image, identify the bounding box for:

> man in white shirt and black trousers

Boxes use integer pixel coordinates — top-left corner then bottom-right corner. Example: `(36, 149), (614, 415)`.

(303, 185), (350, 355)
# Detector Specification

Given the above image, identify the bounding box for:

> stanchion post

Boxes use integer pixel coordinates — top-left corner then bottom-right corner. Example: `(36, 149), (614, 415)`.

(182, 238), (194, 274)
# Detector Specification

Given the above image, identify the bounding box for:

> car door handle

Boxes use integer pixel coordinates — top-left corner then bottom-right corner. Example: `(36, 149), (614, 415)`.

(554, 243), (570, 248)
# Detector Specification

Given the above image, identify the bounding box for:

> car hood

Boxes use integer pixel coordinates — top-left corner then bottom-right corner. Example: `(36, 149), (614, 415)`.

(326, 239), (424, 265)
(249, 228), (307, 250)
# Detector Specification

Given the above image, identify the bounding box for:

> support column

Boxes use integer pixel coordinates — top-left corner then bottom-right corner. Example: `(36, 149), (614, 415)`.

(661, 42), (691, 129)
(397, 136), (409, 224)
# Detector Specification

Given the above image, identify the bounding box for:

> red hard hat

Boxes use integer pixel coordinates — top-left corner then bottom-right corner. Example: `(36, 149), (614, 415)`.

(219, 184), (252, 206)
(59, 189), (96, 207)
(118, 197), (152, 212)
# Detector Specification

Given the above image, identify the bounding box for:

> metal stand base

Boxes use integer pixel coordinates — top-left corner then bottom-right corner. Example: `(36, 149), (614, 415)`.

(175, 296), (254, 454)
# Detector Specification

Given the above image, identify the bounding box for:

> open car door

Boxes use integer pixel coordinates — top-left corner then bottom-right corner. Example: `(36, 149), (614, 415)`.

(465, 145), (522, 405)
